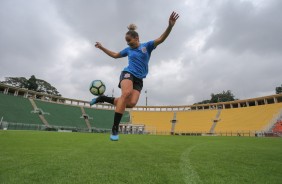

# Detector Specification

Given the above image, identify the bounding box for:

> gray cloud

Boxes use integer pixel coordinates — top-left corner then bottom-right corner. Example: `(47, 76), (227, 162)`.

(1, 0), (281, 106)
(0, 1), (58, 73)
(204, 0), (282, 54)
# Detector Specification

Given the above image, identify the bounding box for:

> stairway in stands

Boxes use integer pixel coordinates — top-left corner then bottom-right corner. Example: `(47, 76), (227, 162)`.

(29, 99), (50, 127)
(209, 109), (222, 133)
(80, 106), (92, 130)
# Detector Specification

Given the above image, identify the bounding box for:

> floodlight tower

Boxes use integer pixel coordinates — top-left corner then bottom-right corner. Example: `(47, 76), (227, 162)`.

(145, 90), (148, 106)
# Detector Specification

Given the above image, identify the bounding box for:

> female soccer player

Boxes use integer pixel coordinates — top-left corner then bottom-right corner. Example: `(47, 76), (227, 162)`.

(91, 12), (179, 141)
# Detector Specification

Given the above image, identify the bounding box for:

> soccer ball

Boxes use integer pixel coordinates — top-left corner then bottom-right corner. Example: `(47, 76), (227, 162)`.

(89, 80), (106, 96)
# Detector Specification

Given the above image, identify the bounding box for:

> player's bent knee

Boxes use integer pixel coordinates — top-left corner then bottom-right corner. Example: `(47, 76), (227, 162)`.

(126, 103), (136, 108)
(127, 101), (137, 108)
(121, 90), (132, 99)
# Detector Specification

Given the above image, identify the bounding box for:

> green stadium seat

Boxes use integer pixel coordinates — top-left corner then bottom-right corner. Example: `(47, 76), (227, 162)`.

(34, 100), (88, 128)
(0, 93), (42, 124)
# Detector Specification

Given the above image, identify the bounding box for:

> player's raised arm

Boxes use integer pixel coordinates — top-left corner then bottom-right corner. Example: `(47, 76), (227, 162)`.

(95, 42), (121, 59)
(154, 11), (179, 47)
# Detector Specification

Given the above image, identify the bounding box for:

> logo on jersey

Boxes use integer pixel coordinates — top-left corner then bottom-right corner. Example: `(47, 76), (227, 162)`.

(124, 73), (131, 78)
(141, 47), (147, 53)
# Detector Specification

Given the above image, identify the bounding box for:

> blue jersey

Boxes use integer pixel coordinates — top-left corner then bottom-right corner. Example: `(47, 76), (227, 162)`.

(119, 40), (155, 79)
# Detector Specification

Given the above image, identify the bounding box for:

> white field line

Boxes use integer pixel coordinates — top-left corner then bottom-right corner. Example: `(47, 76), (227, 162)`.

(180, 143), (206, 184)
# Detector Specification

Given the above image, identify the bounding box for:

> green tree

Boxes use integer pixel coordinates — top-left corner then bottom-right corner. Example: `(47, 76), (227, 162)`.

(195, 90), (237, 104)
(0, 77), (28, 88)
(36, 79), (61, 96)
(1, 76), (61, 96)
(194, 99), (211, 105)
(27, 75), (38, 91)
(210, 90), (235, 103)
(276, 84), (282, 94)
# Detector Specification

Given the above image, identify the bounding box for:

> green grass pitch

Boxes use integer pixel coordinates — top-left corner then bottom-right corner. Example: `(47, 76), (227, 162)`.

(1, 131), (282, 184)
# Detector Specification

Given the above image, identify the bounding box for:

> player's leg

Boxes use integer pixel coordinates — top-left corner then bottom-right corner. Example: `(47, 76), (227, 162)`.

(115, 79), (133, 113)
(126, 89), (140, 108)
(126, 75), (142, 107)
(110, 79), (133, 140)
(112, 89), (139, 107)
(113, 73), (142, 108)
(110, 90), (139, 140)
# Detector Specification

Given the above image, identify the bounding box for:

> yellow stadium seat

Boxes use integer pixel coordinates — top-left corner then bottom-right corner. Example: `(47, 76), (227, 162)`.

(131, 103), (282, 134)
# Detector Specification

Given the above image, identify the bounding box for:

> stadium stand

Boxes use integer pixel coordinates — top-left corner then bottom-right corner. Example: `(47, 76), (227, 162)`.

(175, 110), (216, 132)
(34, 100), (88, 128)
(215, 103), (282, 132)
(0, 86), (130, 131)
(0, 93), (42, 125)
(131, 110), (218, 134)
(131, 103), (282, 135)
(131, 111), (174, 134)
(1, 83), (282, 136)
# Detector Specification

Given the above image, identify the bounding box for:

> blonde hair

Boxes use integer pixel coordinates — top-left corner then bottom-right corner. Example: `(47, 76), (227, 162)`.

(127, 24), (137, 31)
(126, 24), (138, 38)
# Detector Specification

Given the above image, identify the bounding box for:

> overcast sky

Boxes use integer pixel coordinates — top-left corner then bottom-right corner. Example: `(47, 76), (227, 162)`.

(1, 0), (281, 106)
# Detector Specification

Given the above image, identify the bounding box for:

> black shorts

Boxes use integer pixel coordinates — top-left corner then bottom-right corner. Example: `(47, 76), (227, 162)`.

(118, 71), (143, 92)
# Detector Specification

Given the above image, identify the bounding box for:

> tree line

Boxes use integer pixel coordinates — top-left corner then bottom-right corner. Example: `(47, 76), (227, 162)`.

(1, 75), (61, 96)
(195, 84), (281, 105)
(194, 90), (237, 104)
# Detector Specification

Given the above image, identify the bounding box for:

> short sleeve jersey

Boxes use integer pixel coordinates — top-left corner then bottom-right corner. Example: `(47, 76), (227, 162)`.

(119, 40), (155, 79)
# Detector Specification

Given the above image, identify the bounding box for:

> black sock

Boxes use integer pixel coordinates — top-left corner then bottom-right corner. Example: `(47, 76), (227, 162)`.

(112, 112), (123, 135)
(97, 96), (115, 105)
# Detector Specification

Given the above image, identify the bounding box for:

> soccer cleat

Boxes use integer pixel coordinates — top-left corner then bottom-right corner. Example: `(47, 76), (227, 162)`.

(89, 95), (104, 106)
(110, 134), (119, 141)
(89, 98), (97, 106)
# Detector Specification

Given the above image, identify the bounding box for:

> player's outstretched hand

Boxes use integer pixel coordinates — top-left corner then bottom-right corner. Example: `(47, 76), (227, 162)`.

(169, 11), (179, 27)
(95, 42), (102, 49)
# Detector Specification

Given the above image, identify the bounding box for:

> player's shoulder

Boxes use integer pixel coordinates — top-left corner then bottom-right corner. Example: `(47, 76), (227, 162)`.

(141, 40), (154, 47)
(142, 40), (154, 44)
(120, 46), (130, 56)
(142, 40), (156, 51)
(122, 46), (130, 52)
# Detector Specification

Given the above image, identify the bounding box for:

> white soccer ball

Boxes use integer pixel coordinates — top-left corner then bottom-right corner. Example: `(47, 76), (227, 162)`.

(89, 80), (106, 96)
